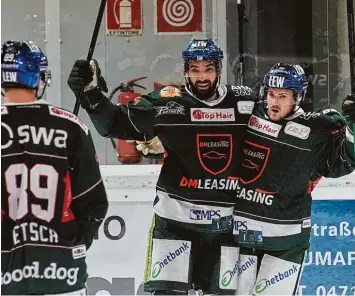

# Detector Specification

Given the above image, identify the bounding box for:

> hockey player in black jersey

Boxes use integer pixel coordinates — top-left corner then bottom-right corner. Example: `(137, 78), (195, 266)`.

(67, 39), (255, 295)
(233, 63), (355, 295)
(1, 40), (108, 295)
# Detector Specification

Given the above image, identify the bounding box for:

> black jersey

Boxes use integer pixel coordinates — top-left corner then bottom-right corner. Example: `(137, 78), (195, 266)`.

(233, 103), (355, 250)
(1, 100), (108, 295)
(85, 85), (255, 232)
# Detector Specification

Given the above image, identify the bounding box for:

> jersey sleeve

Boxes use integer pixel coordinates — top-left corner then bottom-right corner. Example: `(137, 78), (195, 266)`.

(69, 128), (108, 249)
(312, 117), (355, 178)
(85, 88), (157, 141)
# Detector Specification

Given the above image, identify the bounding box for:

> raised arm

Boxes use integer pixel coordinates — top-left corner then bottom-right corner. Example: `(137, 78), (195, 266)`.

(67, 59), (156, 141)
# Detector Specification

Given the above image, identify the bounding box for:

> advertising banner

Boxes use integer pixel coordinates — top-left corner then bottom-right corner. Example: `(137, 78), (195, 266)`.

(85, 168), (355, 295)
(85, 200), (355, 295)
(298, 200), (355, 296)
(86, 198), (153, 295)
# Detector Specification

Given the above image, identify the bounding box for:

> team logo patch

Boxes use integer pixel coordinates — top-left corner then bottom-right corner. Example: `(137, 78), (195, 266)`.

(1, 106), (8, 115)
(240, 141), (270, 184)
(72, 245), (86, 259)
(197, 134), (232, 175)
(154, 101), (185, 117)
(284, 122), (311, 139)
(159, 86), (181, 98)
(237, 101), (255, 114)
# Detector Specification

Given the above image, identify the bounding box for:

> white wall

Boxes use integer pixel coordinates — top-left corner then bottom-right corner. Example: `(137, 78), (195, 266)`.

(2, 0), (227, 164)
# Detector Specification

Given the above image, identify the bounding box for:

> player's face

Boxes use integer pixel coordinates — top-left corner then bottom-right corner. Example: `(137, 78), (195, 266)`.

(186, 60), (218, 100)
(266, 87), (295, 121)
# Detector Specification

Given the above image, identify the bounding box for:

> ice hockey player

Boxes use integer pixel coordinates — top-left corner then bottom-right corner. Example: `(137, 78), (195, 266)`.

(67, 38), (256, 295)
(232, 63), (355, 295)
(1, 40), (108, 295)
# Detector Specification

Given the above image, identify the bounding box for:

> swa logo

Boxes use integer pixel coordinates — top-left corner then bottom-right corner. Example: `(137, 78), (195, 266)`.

(190, 209), (221, 221)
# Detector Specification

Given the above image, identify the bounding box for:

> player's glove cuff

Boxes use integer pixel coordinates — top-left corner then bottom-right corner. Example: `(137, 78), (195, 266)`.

(342, 94), (355, 125)
(317, 107), (347, 128)
(84, 59), (108, 94)
(81, 88), (106, 111)
(136, 136), (165, 156)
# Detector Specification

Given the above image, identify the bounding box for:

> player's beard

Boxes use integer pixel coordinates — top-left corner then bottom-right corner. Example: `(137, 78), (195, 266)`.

(188, 78), (218, 101)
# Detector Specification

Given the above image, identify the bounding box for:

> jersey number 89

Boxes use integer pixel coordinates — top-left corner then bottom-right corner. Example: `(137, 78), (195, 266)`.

(5, 163), (58, 222)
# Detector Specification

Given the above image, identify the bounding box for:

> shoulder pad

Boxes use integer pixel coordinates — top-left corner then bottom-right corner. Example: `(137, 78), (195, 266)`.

(286, 108), (321, 121)
(298, 112), (346, 134)
(315, 107), (346, 128)
(297, 111), (321, 120)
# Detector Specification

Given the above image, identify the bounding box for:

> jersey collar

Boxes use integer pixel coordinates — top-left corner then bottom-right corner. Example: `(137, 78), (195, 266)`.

(3, 99), (49, 106)
(184, 84), (228, 106)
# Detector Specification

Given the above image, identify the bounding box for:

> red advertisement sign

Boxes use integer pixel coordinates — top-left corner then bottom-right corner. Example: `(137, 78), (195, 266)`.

(106, 0), (142, 36)
(155, 0), (203, 34)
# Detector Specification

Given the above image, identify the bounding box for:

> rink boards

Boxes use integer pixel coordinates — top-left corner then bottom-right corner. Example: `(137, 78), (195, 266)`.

(85, 165), (355, 295)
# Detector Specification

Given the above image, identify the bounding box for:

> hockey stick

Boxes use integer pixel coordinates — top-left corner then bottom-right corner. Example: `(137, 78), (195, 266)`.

(73, 0), (107, 115)
(346, 0), (355, 155)
(347, 0), (355, 94)
(237, 0), (247, 85)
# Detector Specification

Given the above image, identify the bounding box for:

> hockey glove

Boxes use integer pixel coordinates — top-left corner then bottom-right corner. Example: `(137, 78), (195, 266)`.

(342, 94), (355, 125)
(342, 94), (355, 147)
(136, 136), (165, 159)
(317, 107), (347, 128)
(67, 59), (108, 109)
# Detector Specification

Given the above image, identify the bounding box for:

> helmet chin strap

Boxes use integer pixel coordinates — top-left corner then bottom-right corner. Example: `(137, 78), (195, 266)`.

(36, 81), (48, 100)
(36, 69), (51, 100)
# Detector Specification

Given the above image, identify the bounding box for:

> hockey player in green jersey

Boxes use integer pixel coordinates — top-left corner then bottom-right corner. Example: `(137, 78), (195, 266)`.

(1, 40), (108, 295)
(67, 39), (256, 295)
(233, 63), (355, 295)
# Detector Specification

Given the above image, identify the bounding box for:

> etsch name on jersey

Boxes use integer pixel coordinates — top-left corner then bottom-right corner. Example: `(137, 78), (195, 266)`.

(12, 222), (59, 246)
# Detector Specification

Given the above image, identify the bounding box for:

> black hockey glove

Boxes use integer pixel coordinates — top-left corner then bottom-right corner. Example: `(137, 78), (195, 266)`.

(342, 94), (355, 149)
(317, 107), (347, 129)
(67, 59), (108, 109)
(342, 94), (355, 126)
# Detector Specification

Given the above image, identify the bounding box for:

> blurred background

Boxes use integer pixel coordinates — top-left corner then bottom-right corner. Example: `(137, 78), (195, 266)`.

(2, 0), (354, 164)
